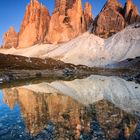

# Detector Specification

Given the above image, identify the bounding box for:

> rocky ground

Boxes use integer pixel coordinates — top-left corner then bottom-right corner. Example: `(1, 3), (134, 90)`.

(0, 53), (139, 86)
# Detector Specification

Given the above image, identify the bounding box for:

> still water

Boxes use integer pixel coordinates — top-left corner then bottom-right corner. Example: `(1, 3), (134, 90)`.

(0, 75), (140, 140)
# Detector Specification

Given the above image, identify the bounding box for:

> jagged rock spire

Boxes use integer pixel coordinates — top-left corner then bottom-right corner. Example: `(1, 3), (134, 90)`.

(18, 0), (50, 48)
(93, 0), (125, 38)
(45, 0), (86, 44)
(2, 27), (18, 49)
(123, 0), (139, 24)
(84, 2), (93, 30)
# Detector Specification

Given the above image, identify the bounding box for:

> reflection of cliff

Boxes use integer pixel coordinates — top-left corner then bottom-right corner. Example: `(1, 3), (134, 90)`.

(2, 85), (139, 139)
(3, 88), (18, 109)
(95, 100), (123, 139)
(47, 94), (87, 139)
(3, 88), (50, 135)
(23, 75), (140, 118)
(95, 100), (136, 139)
(2, 88), (88, 138)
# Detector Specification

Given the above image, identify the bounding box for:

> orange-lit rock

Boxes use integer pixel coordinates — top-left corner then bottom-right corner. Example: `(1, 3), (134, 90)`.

(123, 0), (140, 24)
(2, 27), (18, 49)
(45, 0), (86, 44)
(18, 0), (50, 48)
(93, 0), (125, 38)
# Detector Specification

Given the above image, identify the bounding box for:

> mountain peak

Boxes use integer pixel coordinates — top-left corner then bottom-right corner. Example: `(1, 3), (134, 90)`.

(31, 0), (39, 3)
(17, 0), (50, 48)
(93, 0), (125, 38)
(45, 0), (87, 44)
(9, 26), (15, 32)
(84, 2), (93, 30)
(124, 0), (139, 24)
(2, 27), (18, 49)
(1, 0), (140, 49)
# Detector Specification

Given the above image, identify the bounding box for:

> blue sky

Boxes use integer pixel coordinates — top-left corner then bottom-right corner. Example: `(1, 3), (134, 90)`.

(0, 0), (140, 46)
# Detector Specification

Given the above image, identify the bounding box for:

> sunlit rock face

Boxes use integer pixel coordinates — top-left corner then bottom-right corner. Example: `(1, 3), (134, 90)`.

(1, 0), (139, 49)
(53, 0), (74, 15)
(2, 27), (18, 49)
(18, 0), (50, 48)
(45, 0), (86, 44)
(123, 0), (140, 25)
(93, 0), (125, 38)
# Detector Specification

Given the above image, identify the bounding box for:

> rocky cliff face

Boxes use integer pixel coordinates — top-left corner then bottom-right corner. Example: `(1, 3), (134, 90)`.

(123, 0), (139, 25)
(1, 0), (139, 48)
(93, 0), (125, 38)
(93, 0), (140, 38)
(2, 27), (18, 49)
(84, 2), (93, 30)
(18, 0), (50, 48)
(45, 0), (86, 44)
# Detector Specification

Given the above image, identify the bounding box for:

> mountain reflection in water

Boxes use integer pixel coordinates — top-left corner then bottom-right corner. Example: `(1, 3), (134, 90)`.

(0, 75), (140, 140)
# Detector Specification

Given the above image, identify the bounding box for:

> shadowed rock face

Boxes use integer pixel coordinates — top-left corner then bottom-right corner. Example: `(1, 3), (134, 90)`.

(123, 0), (140, 25)
(93, 0), (125, 38)
(2, 27), (18, 49)
(45, 0), (86, 44)
(18, 0), (50, 48)
(93, 0), (140, 38)
(84, 2), (93, 30)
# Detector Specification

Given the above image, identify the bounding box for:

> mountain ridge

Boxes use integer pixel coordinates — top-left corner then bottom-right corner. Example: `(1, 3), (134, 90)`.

(1, 0), (140, 49)
(1, 23), (139, 67)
